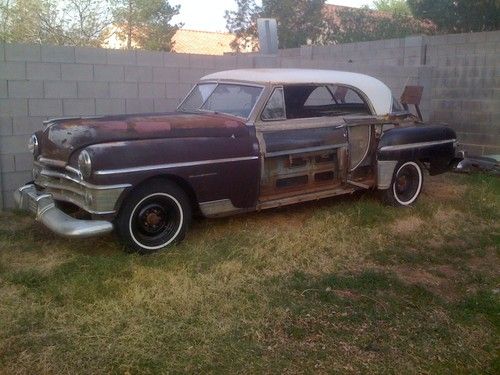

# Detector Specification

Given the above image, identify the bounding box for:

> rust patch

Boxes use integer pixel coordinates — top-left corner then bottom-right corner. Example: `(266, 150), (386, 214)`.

(224, 120), (240, 128)
(135, 121), (171, 131)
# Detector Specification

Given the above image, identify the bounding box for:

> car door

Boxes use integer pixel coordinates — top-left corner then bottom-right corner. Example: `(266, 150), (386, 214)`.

(254, 84), (351, 206)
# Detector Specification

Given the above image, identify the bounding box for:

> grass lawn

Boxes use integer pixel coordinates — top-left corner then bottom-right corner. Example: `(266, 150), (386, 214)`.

(0, 173), (498, 374)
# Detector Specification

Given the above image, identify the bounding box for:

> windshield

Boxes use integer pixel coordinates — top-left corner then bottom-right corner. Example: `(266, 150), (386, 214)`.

(179, 83), (263, 119)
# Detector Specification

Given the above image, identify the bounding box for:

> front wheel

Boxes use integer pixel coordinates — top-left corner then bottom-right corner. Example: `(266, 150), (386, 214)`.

(115, 180), (191, 254)
(381, 161), (424, 206)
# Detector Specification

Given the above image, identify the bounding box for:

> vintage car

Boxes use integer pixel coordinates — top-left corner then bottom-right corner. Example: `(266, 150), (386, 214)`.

(15, 69), (458, 253)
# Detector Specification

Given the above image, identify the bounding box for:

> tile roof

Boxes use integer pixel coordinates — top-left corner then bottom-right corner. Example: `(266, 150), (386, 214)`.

(172, 29), (236, 55)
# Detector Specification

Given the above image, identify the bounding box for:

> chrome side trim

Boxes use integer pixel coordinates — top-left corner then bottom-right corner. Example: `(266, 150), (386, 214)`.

(379, 139), (456, 152)
(265, 143), (348, 158)
(377, 160), (398, 190)
(95, 156), (259, 176)
(188, 172), (218, 179)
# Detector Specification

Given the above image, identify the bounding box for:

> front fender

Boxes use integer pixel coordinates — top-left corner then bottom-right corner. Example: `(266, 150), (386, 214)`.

(82, 135), (261, 213)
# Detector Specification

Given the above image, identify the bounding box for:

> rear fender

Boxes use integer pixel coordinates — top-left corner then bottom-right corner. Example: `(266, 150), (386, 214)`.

(377, 125), (457, 183)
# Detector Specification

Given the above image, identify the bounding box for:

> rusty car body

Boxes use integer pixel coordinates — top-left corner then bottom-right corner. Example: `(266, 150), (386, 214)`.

(15, 69), (459, 252)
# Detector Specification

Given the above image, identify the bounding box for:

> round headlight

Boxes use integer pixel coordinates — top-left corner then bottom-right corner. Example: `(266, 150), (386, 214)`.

(78, 150), (92, 179)
(28, 134), (38, 156)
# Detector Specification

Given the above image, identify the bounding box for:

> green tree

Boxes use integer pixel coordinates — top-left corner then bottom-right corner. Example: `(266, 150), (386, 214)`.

(263, 0), (325, 49)
(110, 0), (180, 51)
(324, 6), (435, 44)
(373, 0), (411, 16)
(407, 0), (499, 33)
(0, 0), (111, 46)
(225, 0), (326, 51)
(0, 0), (12, 41)
(63, 0), (112, 46)
(224, 0), (260, 52)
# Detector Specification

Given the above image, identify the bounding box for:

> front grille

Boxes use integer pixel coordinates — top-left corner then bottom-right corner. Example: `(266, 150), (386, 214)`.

(28, 196), (38, 214)
(34, 162), (86, 200)
(33, 160), (127, 214)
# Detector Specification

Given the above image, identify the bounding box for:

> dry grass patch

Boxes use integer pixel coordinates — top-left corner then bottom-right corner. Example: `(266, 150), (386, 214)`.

(390, 216), (424, 235)
(391, 265), (460, 301)
(0, 173), (498, 374)
(423, 175), (468, 202)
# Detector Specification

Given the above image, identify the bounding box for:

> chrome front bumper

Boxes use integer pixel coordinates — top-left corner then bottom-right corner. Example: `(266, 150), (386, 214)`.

(14, 184), (114, 238)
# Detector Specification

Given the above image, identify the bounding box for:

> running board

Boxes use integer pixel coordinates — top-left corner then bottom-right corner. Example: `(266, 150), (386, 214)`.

(257, 186), (356, 211)
(346, 180), (372, 189)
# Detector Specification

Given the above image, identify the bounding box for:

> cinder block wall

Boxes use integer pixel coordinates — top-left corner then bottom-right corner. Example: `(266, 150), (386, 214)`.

(0, 29), (498, 209)
(426, 32), (500, 155)
(285, 32), (500, 155)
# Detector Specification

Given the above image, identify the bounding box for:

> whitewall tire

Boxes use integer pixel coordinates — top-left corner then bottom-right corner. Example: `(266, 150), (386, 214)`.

(115, 179), (191, 253)
(382, 161), (424, 206)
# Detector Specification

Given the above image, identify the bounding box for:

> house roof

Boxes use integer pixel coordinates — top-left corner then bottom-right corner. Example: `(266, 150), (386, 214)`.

(172, 29), (235, 55)
(201, 69), (393, 115)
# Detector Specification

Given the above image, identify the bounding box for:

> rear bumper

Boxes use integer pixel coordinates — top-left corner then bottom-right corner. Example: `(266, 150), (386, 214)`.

(14, 184), (114, 238)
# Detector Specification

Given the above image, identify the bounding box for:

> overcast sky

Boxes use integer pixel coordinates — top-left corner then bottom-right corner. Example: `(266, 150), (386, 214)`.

(171, 0), (374, 32)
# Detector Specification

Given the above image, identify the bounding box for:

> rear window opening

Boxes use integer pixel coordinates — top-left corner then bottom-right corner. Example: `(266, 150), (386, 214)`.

(285, 84), (370, 119)
(261, 84), (371, 121)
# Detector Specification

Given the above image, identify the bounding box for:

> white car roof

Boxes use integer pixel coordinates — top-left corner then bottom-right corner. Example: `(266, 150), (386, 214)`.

(201, 68), (393, 115)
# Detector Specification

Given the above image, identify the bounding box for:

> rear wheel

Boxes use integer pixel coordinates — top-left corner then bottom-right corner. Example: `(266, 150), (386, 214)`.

(381, 161), (424, 206)
(115, 180), (191, 253)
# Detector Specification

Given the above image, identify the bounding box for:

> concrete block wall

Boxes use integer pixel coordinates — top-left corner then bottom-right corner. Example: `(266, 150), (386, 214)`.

(425, 31), (500, 155)
(285, 31), (500, 154)
(0, 30), (498, 208)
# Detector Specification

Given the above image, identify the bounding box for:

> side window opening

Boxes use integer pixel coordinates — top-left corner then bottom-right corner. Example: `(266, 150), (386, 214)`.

(261, 87), (286, 121)
(284, 85), (371, 119)
(304, 86), (334, 107)
(331, 85), (364, 104)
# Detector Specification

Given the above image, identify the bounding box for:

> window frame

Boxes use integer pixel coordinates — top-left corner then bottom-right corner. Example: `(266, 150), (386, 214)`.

(257, 83), (374, 122)
(259, 86), (287, 122)
(178, 80), (266, 120)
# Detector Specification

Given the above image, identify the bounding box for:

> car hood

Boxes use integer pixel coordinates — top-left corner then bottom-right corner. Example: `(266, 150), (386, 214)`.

(38, 111), (248, 161)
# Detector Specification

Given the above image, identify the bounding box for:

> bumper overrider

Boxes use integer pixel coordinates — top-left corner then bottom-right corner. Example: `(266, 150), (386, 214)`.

(14, 184), (114, 238)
